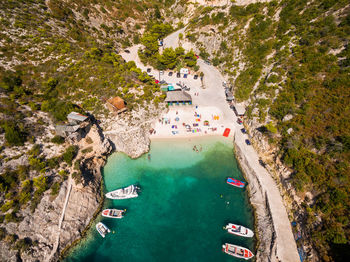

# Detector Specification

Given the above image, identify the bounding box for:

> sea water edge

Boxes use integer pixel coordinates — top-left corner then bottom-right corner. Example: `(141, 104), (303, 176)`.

(65, 136), (255, 262)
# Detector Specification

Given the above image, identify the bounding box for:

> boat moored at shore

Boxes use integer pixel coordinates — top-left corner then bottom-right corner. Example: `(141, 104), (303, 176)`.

(224, 223), (254, 238)
(106, 184), (139, 199)
(222, 243), (254, 260)
(226, 177), (245, 188)
(102, 209), (125, 219)
(96, 222), (111, 238)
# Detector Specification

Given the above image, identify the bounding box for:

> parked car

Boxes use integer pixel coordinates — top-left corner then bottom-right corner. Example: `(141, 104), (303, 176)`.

(245, 139), (251, 145)
(204, 60), (211, 65)
(160, 71), (164, 75)
(176, 72), (181, 78)
(237, 118), (243, 125)
(147, 68), (151, 73)
(183, 74), (187, 78)
(259, 159), (266, 168)
(194, 75), (198, 79)
(124, 49), (130, 53)
(241, 128), (247, 134)
(168, 71), (173, 76)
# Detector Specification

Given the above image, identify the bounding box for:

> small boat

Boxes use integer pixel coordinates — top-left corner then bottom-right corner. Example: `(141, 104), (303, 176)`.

(96, 222), (110, 238)
(102, 209), (125, 219)
(227, 177), (245, 188)
(225, 223), (254, 238)
(105, 185), (139, 200)
(222, 243), (254, 260)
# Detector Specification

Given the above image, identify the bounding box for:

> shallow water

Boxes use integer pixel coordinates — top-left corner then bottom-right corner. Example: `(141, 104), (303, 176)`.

(65, 137), (255, 262)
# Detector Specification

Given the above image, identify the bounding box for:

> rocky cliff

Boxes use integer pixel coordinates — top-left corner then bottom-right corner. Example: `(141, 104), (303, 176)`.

(0, 122), (112, 262)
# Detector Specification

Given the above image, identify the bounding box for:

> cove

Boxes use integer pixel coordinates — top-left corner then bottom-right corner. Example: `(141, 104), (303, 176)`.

(65, 137), (255, 262)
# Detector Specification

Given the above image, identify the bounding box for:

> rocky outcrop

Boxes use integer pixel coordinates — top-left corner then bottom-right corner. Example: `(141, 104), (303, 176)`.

(0, 122), (112, 262)
(106, 125), (150, 159)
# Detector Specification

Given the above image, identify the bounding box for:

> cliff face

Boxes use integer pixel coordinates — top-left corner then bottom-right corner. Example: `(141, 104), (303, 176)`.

(106, 127), (150, 159)
(0, 123), (112, 262)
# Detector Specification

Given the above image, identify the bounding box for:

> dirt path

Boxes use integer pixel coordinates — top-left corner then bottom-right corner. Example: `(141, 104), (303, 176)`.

(120, 28), (300, 262)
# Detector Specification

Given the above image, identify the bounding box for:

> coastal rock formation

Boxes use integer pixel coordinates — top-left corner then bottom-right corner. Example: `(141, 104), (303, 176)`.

(0, 123), (112, 262)
(106, 125), (151, 159)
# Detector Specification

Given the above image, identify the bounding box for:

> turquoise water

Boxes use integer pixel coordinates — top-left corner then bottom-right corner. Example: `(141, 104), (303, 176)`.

(65, 137), (255, 262)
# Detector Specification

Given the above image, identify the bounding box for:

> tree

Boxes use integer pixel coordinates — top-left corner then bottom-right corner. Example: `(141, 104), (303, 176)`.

(62, 145), (78, 165)
(140, 33), (159, 57)
(149, 23), (173, 38)
(158, 48), (177, 69)
(184, 50), (197, 67)
(175, 47), (185, 57)
(33, 175), (48, 193)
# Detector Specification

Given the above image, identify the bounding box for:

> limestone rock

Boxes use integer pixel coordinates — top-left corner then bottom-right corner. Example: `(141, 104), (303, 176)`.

(0, 122), (112, 262)
(106, 126), (150, 159)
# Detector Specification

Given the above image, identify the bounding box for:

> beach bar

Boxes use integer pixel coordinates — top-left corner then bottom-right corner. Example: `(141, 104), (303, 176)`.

(165, 90), (192, 105)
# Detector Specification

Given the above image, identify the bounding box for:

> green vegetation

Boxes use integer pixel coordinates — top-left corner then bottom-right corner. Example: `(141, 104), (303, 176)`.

(51, 135), (65, 144)
(1, 121), (27, 147)
(138, 23), (198, 71)
(62, 145), (78, 166)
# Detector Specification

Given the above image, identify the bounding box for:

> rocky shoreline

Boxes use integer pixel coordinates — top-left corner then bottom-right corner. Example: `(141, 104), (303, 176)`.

(0, 120), (114, 262)
(233, 139), (277, 261)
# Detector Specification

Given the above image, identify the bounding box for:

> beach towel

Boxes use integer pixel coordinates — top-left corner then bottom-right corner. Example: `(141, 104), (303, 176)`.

(223, 128), (230, 137)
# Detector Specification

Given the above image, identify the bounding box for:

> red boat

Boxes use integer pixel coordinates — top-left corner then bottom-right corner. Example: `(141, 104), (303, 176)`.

(222, 243), (254, 260)
(227, 177), (245, 188)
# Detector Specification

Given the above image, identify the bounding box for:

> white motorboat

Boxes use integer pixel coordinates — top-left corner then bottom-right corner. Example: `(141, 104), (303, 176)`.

(225, 223), (254, 237)
(96, 222), (110, 238)
(222, 243), (254, 260)
(105, 185), (139, 200)
(102, 209), (125, 219)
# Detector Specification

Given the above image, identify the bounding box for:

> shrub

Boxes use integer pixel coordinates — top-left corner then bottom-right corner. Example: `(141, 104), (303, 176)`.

(28, 144), (41, 157)
(51, 135), (65, 144)
(2, 121), (26, 146)
(33, 175), (48, 194)
(28, 157), (46, 172)
(18, 191), (31, 205)
(1, 200), (14, 213)
(81, 147), (93, 154)
(50, 181), (61, 196)
(58, 170), (68, 180)
(14, 238), (32, 253)
(62, 145), (78, 165)
(17, 165), (29, 181)
(265, 122), (278, 134)
(72, 171), (82, 184)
